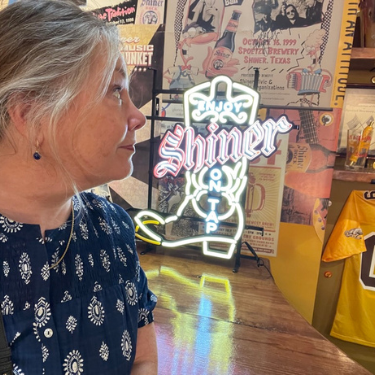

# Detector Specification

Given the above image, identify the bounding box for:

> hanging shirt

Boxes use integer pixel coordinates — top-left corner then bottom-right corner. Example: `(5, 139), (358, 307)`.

(0, 192), (157, 374)
(322, 190), (375, 348)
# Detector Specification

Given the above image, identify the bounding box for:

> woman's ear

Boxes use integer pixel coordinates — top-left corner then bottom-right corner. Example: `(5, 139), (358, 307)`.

(6, 94), (33, 137)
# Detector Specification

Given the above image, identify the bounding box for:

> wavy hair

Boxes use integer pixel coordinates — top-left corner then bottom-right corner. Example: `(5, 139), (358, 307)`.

(0, 0), (120, 149)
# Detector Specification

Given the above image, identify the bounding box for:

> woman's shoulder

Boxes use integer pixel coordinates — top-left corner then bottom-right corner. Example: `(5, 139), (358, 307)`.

(78, 192), (133, 227)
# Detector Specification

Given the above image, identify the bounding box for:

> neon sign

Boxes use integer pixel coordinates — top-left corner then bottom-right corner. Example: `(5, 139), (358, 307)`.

(135, 75), (293, 259)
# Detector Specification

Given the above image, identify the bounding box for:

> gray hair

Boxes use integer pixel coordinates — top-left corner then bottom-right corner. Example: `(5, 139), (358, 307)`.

(0, 0), (121, 149)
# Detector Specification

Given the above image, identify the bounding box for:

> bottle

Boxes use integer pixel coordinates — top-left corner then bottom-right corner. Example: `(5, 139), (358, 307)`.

(348, 121), (374, 168)
(205, 10), (241, 78)
(286, 143), (336, 173)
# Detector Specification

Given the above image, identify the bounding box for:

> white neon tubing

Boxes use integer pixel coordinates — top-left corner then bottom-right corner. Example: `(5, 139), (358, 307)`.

(184, 76), (259, 128)
(165, 215), (178, 223)
(203, 242), (236, 259)
(161, 235), (235, 248)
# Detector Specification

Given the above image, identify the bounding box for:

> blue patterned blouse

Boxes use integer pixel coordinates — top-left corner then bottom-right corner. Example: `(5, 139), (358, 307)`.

(0, 193), (157, 375)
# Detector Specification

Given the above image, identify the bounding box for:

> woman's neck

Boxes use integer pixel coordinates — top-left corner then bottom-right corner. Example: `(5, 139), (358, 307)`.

(0, 153), (74, 235)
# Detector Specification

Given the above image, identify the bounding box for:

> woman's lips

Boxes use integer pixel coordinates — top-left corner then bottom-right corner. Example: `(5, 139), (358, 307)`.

(120, 144), (135, 151)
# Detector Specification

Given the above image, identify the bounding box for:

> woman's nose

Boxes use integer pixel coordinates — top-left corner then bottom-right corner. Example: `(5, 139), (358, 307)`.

(128, 100), (146, 131)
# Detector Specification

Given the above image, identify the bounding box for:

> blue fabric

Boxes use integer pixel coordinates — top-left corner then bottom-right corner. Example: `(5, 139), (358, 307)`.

(0, 192), (157, 375)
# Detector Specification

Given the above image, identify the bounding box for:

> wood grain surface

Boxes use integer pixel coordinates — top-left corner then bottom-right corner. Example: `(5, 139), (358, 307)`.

(138, 245), (371, 375)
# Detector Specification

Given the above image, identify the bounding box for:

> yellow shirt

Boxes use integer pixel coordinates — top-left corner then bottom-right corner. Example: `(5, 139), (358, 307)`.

(322, 190), (375, 347)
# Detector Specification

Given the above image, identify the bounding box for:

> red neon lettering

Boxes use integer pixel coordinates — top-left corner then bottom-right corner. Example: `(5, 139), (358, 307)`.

(153, 117), (292, 178)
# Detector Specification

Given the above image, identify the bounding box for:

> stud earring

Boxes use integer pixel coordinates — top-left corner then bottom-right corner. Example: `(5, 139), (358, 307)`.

(33, 141), (41, 160)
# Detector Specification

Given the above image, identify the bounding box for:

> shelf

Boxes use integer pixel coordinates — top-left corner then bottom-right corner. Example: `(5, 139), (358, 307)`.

(333, 165), (375, 183)
(351, 47), (375, 60)
(332, 156), (375, 183)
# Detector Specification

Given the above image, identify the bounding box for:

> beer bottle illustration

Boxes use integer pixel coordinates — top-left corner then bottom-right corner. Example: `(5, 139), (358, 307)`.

(205, 10), (241, 78)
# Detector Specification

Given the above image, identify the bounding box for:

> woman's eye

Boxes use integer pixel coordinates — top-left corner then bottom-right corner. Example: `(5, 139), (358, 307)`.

(113, 87), (123, 105)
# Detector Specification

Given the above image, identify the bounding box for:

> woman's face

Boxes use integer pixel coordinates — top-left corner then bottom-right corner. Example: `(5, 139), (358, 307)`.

(286, 6), (296, 20)
(52, 55), (146, 190)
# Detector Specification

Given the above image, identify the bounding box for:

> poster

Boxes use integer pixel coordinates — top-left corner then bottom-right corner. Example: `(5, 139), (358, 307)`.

(276, 107), (342, 243)
(135, 0), (165, 25)
(241, 133), (288, 256)
(163, 0), (348, 108)
(87, 0), (138, 24)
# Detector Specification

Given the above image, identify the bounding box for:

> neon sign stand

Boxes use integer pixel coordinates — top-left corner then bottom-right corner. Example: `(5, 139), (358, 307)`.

(135, 75), (293, 260)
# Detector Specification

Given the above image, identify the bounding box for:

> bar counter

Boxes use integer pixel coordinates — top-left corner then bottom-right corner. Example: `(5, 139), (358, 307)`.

(139, 245), (372, 375)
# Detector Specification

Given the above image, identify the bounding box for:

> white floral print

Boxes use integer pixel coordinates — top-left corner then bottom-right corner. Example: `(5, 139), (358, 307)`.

(99, 342), (109, 361)
(80, 221), (89, 240)
(98, 217), (112, 234)
(138, 308), (150, 325)
(88, 296), (105, 326)
(34, 297), (51, 327)
(75, 254), (83, 281)
(63, 350), (84, 375)
(42, 344), (49, 363)
(66, 316), (78, 334)
(111, 217), (120, 234)
(0, 215), (22, 233)
(100, 249), (110, 272)
(51, 250), (60, 272)
(93, 282), (102, 292)
(88, 253), (94, 267)
(125, 281), (137, 306)
(1, 295), (14, 315)
(0, 233), (7, 243)
(3, 260), (9, 277)
(19, 252), (32, 284)
(13, 364), (25, 375)
(121, 330), (132, 361)
(10, 332), (21, 346)
(41, 262), (50, 281)
(61, 291), (73, 303)
(117, 247), (127, 267)
(116, 299), (124, 315)
(126, 243), (133, 254)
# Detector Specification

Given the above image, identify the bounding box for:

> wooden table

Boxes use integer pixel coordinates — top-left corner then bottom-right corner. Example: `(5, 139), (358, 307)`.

(139, 246), (372, 375)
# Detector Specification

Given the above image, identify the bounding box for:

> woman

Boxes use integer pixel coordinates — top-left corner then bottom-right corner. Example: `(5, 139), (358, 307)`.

(0, 1), (157, 374)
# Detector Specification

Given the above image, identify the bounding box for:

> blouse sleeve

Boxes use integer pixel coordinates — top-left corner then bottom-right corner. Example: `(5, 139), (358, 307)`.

(135, 254), (157, 328)
(114, 203), (157, 328)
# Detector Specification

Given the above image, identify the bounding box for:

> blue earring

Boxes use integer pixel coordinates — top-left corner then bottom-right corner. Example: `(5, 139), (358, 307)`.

(33, 142), (41, 160)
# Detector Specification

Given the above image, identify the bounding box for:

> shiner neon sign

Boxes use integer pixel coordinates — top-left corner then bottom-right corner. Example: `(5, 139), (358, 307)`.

(135, 76), (293, 259)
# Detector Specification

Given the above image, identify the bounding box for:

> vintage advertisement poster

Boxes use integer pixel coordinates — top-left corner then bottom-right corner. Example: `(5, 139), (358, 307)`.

(163, 0), (348, 108)
(241, 132), (289, 256)
(275, 107), (342, 243)
(135, 0), (165, 25)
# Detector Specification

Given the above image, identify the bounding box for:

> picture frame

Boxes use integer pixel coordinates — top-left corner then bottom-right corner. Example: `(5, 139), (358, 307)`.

(337, 86), (375, 157)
